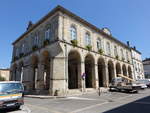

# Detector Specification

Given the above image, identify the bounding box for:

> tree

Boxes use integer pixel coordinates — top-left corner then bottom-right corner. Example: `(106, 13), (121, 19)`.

(0, 74), (6, 81)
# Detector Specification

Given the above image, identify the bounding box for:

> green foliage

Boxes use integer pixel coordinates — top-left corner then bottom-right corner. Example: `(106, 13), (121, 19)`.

(71, 39), (78, 47)
(0, 75), (6, 81)
(32, 45), (38, 51)
(98, 49), (104, 55)
(13, 56), (19, 61)
(86, 45), (92, 51)
(43, 39), (50, 46)
(19, 53), (24, 58)
(116, 55), (119, 60)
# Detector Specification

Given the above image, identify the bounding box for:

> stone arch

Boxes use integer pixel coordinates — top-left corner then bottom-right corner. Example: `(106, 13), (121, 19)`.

(41, 50), (51, 90)
(31, 55), (39, 67)
(98, 57), (105, 87)
(122, 64), (127, 76)
(108, 60), (115, 83)
(31, 55), (39, 90)
(116, 63), (121, 76)
(68, 50), (81, 89)
(128, 66), (132, 79)
(84, 54), (95, 88)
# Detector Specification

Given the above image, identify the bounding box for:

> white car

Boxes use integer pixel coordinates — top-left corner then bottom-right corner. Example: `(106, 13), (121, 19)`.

(133, 80), (147, 89)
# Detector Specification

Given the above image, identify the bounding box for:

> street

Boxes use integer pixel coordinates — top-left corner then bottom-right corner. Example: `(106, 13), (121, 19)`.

(1, 89), (150, 113)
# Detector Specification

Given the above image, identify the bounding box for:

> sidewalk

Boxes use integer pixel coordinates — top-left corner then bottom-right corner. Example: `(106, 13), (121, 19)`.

(24, 87), (109, 99)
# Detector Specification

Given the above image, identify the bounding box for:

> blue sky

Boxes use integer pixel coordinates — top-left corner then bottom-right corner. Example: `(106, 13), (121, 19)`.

(0, 0), (150, 68)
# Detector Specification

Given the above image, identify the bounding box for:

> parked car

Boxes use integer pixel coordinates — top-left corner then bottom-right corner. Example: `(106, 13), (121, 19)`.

(0, 81), (24, 110)
(133, 80), (147, 89)
(137, 79), (150, 88)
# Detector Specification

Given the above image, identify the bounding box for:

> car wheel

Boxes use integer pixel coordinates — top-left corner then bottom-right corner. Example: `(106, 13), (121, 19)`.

(15, 105), (21, 110)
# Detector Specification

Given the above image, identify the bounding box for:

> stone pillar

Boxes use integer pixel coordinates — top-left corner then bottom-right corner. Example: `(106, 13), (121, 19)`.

(20, 67), (23, 82)
(34, 68), (38, 89)
(103, 64), (109, 87)
(114, 67), (117, 78)
(81, 61), (85, 92)
(94, 63), (99, 89)
(51, 57), (66, 96)
(37, 63), (45, 90)
(126, 69), (129, 77)
(120, 65), (123, 75)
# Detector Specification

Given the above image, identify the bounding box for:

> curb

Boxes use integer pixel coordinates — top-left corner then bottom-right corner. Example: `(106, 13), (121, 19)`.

(24, 95), (66, 99)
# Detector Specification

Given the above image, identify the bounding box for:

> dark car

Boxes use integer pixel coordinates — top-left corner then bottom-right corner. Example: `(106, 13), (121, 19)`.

(0, 81), (24, 110)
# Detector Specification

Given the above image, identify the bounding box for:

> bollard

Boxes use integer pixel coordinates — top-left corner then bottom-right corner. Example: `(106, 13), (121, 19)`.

(98, 87), (101, 96)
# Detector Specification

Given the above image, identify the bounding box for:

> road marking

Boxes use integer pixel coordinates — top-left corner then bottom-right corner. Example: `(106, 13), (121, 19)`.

(70, 94), (133, 113)
(70, 101), (109, 113)
(26, 104), (62, 113)
(21, 105), (31, 113)
(134, 101), (150, 105)
(67, 97), (96, 100)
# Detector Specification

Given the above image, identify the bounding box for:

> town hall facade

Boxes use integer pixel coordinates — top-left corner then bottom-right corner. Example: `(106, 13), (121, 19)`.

(10, 6), (144, 96)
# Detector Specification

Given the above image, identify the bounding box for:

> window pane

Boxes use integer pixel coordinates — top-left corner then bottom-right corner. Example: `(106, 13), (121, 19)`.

(70, 26), (77, 40)
(85, 33), (91, 45)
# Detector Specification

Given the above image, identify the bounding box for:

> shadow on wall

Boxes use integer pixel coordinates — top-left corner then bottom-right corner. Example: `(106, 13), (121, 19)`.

(103, 95), (150, 113)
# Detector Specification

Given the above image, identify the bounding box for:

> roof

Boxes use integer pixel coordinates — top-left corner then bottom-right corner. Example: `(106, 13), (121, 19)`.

(12, 5), (132, 50)
(131, 47), (141, 54)
(0, 69), (10, 71)
(0, 81), (22, 84)
(143, 58), (150, 61)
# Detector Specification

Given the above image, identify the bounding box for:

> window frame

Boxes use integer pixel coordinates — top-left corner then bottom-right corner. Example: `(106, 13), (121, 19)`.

(85, 32), (91, 46)
(106, 42), (111, 55)
(70, 25), (77, 40)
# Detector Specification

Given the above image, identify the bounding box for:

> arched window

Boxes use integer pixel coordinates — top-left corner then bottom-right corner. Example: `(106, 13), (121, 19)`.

(114, 46), (118, 56)
(85, 32), (91, 45)
(97, 38), (102, 50)
(106, 42), (111, 55)
(45, 28), (50, 40)
(70, 25), (77, 40)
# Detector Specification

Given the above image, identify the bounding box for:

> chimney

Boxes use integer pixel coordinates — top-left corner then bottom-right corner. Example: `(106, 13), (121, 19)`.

(27, 21), (33, 31)
(127, 41), (130, 47)
(133, 46), (136, 50)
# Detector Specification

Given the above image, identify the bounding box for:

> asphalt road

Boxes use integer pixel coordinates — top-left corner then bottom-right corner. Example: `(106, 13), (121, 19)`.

(2, 89), (150, 113)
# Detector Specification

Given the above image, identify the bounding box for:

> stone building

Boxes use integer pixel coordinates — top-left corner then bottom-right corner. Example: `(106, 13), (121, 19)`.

(131, 47), (145, 80)
(143, 58), (150, 79)
(0, 69), (10, 81)
(10, 5), (136, 96)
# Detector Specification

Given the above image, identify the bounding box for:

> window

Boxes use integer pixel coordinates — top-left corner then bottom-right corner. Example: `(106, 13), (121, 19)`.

(21, 44), (25, 53)
(70, 26), (77, 40)
(106, 42), (111, 55)
(97, 38), (102, 50)
(120, 49), (124, 59)
(16, 48), (19, 57)
(126, 51), (129, 61)
(34, 34), (39, 45)
(45, 28), (50, 40)
(114, 46), (118, 56)
(85, 32), (91, 45)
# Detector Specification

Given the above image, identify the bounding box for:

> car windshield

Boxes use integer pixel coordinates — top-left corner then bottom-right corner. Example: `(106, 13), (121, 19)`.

(0, 83), (23, 94)
(137, 80), (148, 84)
